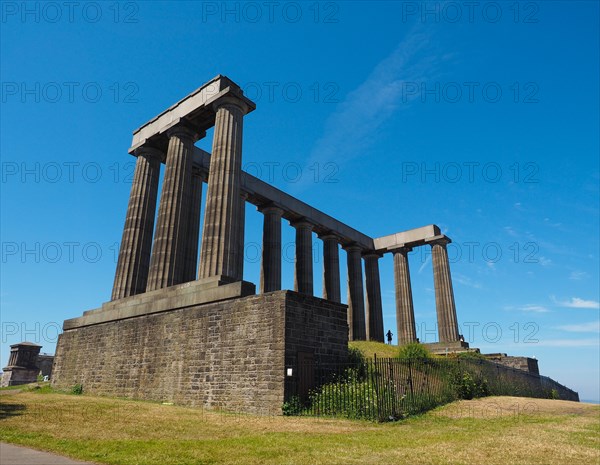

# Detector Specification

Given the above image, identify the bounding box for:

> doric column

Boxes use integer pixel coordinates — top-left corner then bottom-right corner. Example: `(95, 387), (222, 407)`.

(320, 234), (341, 303)
(111, 146), (162, 300)
(199, 97), (249, 281)
(344, 244), (366, 341)
(430, 237), (460, 342)
(292, 220), (314, 295)
(181, 170), (204, 283)
(146, 125), (199, 291)
(364, 252), (384, 342)
(393, 247), (417, 344)
(259, 205), (283, 293)
(236, 192), (248, 281)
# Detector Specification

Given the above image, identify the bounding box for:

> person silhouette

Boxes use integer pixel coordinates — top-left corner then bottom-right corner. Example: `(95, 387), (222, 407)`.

(386, 330), (393, 344)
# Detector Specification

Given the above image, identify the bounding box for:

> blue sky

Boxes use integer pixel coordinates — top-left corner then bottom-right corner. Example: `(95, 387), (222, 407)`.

(1, 1), (598, 401)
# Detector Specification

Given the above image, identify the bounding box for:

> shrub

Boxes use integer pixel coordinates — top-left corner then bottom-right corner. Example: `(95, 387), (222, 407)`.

(397, 342), (432, 361)
(457, 351), (486, 360)
(70, 384), (83, 395)
(548, 389), (560, 400)
(307, 370), (395, 421)
(282, 395), (303, 416)
(347, 346), (368, 380)
(451, 371), (490, 400)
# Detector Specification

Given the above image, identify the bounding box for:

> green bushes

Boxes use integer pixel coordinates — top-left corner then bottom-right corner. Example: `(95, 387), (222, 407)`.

(451, 370), (490, 400)
(70, 384), (84, 395)
(397, 342), (432, 361)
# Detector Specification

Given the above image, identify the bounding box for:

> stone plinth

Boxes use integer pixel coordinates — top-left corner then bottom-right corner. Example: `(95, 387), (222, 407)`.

(52, 292), (348, 415)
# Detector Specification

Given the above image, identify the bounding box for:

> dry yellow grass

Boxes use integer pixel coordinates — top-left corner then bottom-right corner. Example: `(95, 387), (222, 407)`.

(1, 390), (598, 465)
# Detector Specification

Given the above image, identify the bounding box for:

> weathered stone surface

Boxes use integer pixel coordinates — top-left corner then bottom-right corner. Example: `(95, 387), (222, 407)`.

(64, 278), (256, 330)
(373, 225), (441, 252)
(199, 98), (248, 281)
(1, 342), (42, 387)
(259, 205), (283, 293)
(393, 247), (417, 344)
(344, 245), (366, 341)
(111, 147), (162, 300)
(320, 234), (341, 303)
(364, 253), (384, 342)
(52, 292), (348, 415)
(181, 171), (204, 282)
(147, 126), (199, 291)
(292, 220), (314, 295)
(428, 236), (460, 342)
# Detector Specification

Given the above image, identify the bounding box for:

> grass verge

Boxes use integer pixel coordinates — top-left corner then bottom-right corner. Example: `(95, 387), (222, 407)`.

(1, 390), (598, 465)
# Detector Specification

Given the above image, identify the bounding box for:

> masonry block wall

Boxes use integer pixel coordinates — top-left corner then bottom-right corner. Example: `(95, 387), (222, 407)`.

(52, 291), (348, 415)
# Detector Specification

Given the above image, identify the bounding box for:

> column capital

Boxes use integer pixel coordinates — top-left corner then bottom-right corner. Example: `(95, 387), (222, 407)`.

(211, 94), (251, 115)
(290, 219), (314, 230)
(362, 250), (384, 259)
(258, 204), (284, 216)
(342, 243), (363, 253)
(166, 123), (203, 142)
(318, 232), (340, 242)
(390, 245), (413, 255)
(133, 145), (163, 162)
(426, 234), (452, 247)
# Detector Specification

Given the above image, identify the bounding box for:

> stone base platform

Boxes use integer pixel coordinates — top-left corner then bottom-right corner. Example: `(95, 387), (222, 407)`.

(52, 289), (348, 415)
(423, 340), (475, 355)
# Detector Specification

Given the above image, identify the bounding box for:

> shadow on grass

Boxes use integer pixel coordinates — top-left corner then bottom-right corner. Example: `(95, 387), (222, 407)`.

(0, 402), (26, 420)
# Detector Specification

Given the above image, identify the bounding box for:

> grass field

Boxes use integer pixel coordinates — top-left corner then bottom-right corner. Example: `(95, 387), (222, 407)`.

(349, 340), (401, 359)
(1, 388), (598, 465)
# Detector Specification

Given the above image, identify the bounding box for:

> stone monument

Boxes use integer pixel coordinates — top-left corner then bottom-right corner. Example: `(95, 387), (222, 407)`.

(51, 75), (466, 414)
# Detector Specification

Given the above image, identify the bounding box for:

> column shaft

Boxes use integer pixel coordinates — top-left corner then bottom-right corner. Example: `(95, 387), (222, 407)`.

(321, 235), (341, 303)
(364, 253), (384, 342)
(293, 221), (313, 295)
(181, 172), (203, 282)
(259, 206), (283, 293)
(431, 239), (460, 342)
(345, 245), (366, 341)
(111, 147), (161, 300)
(199, 99), (247, 281)
(146, 126), (198, 291)
(393, 248), (417, 344)
(236, 193), (248, 281)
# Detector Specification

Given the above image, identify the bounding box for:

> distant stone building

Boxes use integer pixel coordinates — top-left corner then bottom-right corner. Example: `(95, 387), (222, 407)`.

(484, 353), (540, 375)
(1, 342), (54, 387)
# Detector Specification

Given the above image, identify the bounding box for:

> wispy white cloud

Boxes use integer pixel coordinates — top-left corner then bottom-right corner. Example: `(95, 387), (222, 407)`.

(569, 271), (589, 281)
(528, 338), (599, 348)
(556, 321), (600, 333)
(552, 296), (600, 309)
(478, 338), (599, 349)
(520, 304), (550, 313)
(504, 304), (550, 313)
(453, 273), (482, 289)
(306, 26), (442, 171)
(538, 256), (552, 267)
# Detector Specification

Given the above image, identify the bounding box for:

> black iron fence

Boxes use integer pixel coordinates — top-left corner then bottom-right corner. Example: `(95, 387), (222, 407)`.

(283, 357), (579, 421)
